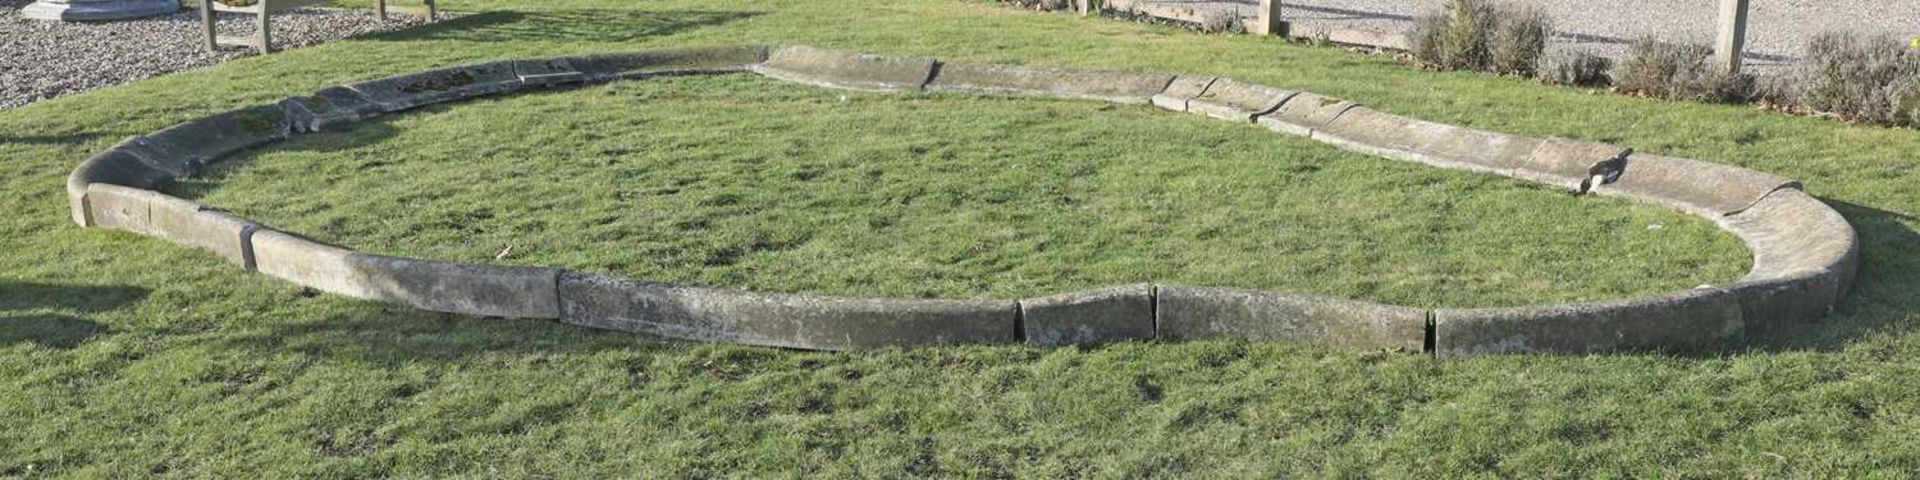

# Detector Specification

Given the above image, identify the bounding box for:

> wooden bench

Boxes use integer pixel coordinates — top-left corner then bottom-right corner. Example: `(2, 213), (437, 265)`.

(200, 0), (436, 54)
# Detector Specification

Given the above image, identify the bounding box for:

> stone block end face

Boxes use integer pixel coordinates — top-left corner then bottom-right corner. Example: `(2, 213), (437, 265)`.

(252, 229), (559, 318)
(1434, 288), (1744, 358)
(511, 57), (586, 87)
(924, 62), (1172, 104)
(1598, 152), (1800, 217)
(285, 87), (383, 132)
(1155, 285), (1426, 352)
(348, 61), (524, 113)
(1185, 78), (1295, 122)
(1019, 284), (1155, 346)
(560, 272), (1017, 350)
(754, 45), (936, 92)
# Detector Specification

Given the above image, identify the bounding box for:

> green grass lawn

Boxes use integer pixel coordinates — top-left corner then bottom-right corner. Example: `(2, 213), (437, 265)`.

(2, 0), (1919, 476)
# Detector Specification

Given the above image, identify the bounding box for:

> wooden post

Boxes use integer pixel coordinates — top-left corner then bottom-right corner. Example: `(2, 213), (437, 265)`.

(425, 0), (436, 19)
(1716, 0), (1749, 74)
(1075, 0), (1090, 17)
(1255, 0), (1286, 37)
(200, 0), (217, 51)
(375, 0), (386, 21)
(254, 3), (271, 54)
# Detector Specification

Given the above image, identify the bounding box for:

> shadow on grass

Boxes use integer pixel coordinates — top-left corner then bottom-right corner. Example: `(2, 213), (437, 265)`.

(1725, 199), (1920, 352)
(0, 281), (148, 349)
(213, 306), (687, 365)
(364, 9), (762, 44)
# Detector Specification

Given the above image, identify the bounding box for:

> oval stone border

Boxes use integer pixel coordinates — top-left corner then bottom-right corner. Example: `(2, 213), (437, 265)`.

(64, 44), (1859, 357)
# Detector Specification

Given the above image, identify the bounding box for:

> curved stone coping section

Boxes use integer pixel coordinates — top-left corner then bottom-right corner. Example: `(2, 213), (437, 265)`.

(64, 44), (1860, 356)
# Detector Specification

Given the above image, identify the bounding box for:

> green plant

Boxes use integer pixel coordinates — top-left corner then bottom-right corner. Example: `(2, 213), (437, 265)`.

(1784, 32), (1920, 126)
(1614, 38), (1754, 103)
(1411, 0), (1551, 76)
(1490, 6), (1549, 76)
(1538, 48), (1612, 87)
(1199, 8), (1245, 34)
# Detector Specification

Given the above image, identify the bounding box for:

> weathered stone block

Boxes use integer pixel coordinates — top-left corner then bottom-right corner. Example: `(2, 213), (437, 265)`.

(559, 273), (1018, 350)
(66, 149), (174, 226)
(1595, 152), (1800, 217)
(280, 86), (383, 132)
(1719, 188), (1858, 291)
(84, 184), (254, 265)
(251, 229), (560, 318)
(1149, 75), (1216, 112)
(1434, 288), (1744, 358)
(1185, 78), (1296, 122)
(511, 56), (586, 86)
(751, 45), (935, 91)
(1257, 92), (1361, 136)
(925, 62), (1173, 104)
(1019, 284), (1154, 346)
(142, 105), (291, 168)
(1155, 285), (1427, 352)
(1721, 271), (1842, 331)
(566, 45), (769, 81)
(347, 61), (523, 112)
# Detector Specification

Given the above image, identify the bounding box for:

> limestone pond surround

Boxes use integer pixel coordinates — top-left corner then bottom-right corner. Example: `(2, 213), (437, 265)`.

(64, 44), (1860, 357)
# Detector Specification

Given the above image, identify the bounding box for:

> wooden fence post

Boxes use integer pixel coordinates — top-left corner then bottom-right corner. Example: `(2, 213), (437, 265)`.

(1717, 0), (1750, 74)
(1255, 0), (1286, 37)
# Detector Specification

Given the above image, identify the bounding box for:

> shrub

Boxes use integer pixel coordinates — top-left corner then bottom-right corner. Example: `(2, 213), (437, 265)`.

(1539, 49), (1612, 87)
(1782, 32), (1920, 126)
(1199, 8), (1246, 34)
(1490, 6), (1550, 76)
(1002, 0), (1072, 11)
(1411, 0), (1552, 76)
(1614, 38), (1754, 103)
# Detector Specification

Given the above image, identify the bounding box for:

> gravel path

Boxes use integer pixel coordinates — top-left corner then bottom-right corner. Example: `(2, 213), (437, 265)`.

(1138, 0), (1920, 72)
(2, 1), (431, 110)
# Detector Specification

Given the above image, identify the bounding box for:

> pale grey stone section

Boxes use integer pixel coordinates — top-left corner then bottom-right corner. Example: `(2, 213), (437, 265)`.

(1019, 284), (1154, 346)
(511, 57), (586, 87)
(1156, 285), (1427, 352)
(1512, 137), (1627, 191)
(1312, 106), (1542, 177)
(1594, 152), (1801, 217)
(83, 184), (254, 265)
(65, 148), (174, 226)
(251, 229), (560, 318)
(1149, 75), (1216, 112)
(142, 105), (292, 169)
(751, 45), (934, 92)
(1184, 78), (1296, 122)
(1257, 91), (1360, 136)
(564, 45), (769, 82)
(925, 62), (1173, 104)
(559, 273), (1018, 350)
(280, 86), (383, 133)
(1434, 287), (1745, 358)
(21, 0), (179, 21)
(346, 61), (523, 112)
(1717, 188), (1858, 328)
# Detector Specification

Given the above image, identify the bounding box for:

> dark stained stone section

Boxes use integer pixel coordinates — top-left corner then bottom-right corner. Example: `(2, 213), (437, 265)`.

(347, 61), (524, 112)
(1434, 288), (1744, 358)
(280, 86), (383, 132)
(1020, 284), (1155, 346)
(565, 45), (769, 81)
(559, 273), (1018, 350)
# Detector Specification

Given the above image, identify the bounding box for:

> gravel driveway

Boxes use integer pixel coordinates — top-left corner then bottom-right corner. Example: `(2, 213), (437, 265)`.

(2, 0), (431, 110)
(1140, 0), (1920, 72)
